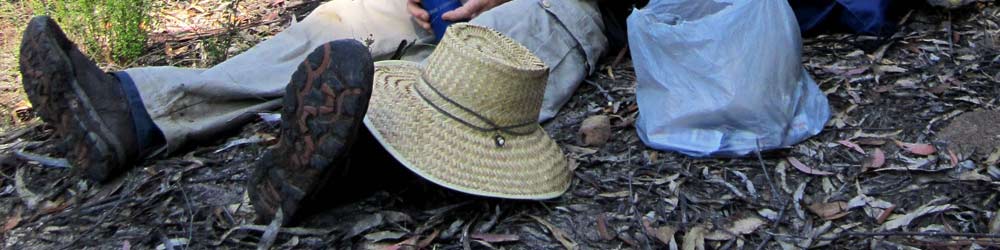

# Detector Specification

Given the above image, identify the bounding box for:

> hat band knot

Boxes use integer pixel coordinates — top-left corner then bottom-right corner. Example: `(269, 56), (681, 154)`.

(415, 73), (537, 147)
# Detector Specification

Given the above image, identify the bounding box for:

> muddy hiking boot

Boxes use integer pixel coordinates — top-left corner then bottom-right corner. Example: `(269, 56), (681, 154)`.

(19, 16), (164, 182)
(249, 39), (375, 224)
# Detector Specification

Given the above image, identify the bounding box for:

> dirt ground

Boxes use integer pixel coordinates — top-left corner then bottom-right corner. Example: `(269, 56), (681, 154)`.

(0, 2), (33, 133)
(2, 1), (1000, 249)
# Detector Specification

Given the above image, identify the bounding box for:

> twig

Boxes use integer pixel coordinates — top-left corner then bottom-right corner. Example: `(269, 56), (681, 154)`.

(14, 167), (40, 210)
(947, 11), (954, 56)
(0, 123), (38, 144)
(148, 0), (320, 43)
(627, 168), (653, 250)
(583, 79), (613, 104)
(35, 176), (160, 225)
(804, 230), (1000, 247)
(756, 196), (791, 250)
(840, 231), (1000, 239)
(611, 45), (629, 68)
(215, 224), (331, 246)
(900, 238), (1000, 248)
(707, 178), (746, 199)
(731, 170), (758, 200)
(77, 197), (131, 215)
(257, 208), (284, 250)
(220, 0), (244, 61)
(529, 215), (578, 250)
(37, 180), (158, 223)
(149, 19), (283, 43)
(180, 184), (196, 248)
(14, 151), (70, 169)
(678, 188), (689, 228)
(754, 140), (781, 205)
(158, 230), (178, 250)
(461, 214), (478, 250)
(58, 185), (129, 250)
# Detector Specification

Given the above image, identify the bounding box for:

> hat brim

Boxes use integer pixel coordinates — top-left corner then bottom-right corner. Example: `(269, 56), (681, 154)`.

(363, 61), (570, 200)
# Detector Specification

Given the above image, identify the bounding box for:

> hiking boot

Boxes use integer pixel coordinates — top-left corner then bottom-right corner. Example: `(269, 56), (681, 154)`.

(249, 40), (375, 224)
(19, 16), (150, 182)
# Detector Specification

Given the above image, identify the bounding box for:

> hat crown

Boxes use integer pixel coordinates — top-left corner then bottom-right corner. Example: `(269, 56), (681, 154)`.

(419, 24), (549, 129)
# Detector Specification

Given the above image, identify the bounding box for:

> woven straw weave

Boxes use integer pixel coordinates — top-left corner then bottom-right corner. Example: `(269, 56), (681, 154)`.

(363, 24), (570, 199)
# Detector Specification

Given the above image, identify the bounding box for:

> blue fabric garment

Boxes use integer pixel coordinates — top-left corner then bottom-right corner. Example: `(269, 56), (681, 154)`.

(789, 0), (895, 35)
(113, 72), (166, 158)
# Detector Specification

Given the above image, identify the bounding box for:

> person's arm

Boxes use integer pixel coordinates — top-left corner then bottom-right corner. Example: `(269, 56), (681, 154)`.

(407, 0), (511, 31)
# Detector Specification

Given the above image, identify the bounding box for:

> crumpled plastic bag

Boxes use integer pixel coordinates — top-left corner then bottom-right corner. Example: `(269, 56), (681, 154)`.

(627, 0), (831, 157)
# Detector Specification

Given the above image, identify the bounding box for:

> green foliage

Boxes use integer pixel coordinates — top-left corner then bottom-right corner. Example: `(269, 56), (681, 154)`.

(28, 0), (152, 64)
(202, 36), (230, 66)
(106, 0), (151, 61)
(203, 0), (244, 65)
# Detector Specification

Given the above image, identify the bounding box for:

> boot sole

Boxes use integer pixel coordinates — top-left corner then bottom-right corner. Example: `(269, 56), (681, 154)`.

(20, 16), (125, 182)
(249, 40), (375, 223)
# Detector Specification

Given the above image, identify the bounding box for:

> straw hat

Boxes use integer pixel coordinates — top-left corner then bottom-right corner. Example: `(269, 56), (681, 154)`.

(363, 23), (570, 199)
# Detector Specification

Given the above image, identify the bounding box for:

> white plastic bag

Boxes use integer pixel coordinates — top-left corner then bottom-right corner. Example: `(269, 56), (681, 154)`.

(627, 0), (830, 157)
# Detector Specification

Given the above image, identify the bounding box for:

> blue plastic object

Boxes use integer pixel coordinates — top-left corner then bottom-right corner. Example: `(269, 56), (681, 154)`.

(790, 0), (895, 35)
(628, 0), (831, 157)
(422, 0), (463, 42)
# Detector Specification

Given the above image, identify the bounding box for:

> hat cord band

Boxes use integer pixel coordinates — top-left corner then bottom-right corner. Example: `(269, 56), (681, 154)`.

(415, 74), (536, 137)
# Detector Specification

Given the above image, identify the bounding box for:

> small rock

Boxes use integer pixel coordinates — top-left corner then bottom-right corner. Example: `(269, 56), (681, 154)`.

(938, 110), (1000, 158)
(579, 115), (611, 146)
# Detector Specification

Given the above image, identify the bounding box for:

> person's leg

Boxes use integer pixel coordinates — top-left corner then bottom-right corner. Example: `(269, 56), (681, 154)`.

(470, 0), (608, 122)
(20, 16), (165, 182)
(19, 0), (431, 183)
(249, 39), (375, 224)
(244, 0), (604, 223)
(124, 0), (434, 153)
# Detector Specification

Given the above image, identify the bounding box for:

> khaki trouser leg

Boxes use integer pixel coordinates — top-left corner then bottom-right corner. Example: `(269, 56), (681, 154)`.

(125, 0), (605, 153)
(125, 0), (433, 151)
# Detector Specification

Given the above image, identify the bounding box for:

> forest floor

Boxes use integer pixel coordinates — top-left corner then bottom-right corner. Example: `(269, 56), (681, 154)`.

(1, 1), (999, 249)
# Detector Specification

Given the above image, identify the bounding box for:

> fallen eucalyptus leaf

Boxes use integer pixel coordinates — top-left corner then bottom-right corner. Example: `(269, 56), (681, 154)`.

(863, 148), (886, 171)
(215, 135), (270, 154)
(877, 155), (945, 172)
(564, 144), (598, 156)
(808, 201), (851, 220)
(957, 169), (992, 182)
(1, 207), (22, 233)
(990, 207), (1000, 234)
(642, 219), (677, 247)
(794, 182), (807, 219)
(987, 148), (1000, 166)
(894, 140), (937, 156)
(345, 213), (385, 239)
(838, 140), (865, 154)
(682, 225), (707, 250)
(598, 191), (630, 198)
(530, 215), (577, 250)
(879, 203), (956, 231)
(877, 65), (907, 73)
(705, 216), (766, 241)
(596, 213), (614, 241)
(758, 209), (779, 221)
(364, 231), (407, 242)
(788, 157), (834, 176)
(470, 233), (519, 243)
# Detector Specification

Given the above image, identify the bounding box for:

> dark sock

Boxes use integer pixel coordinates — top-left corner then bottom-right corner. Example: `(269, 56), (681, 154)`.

(112, 72), (167, 158)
